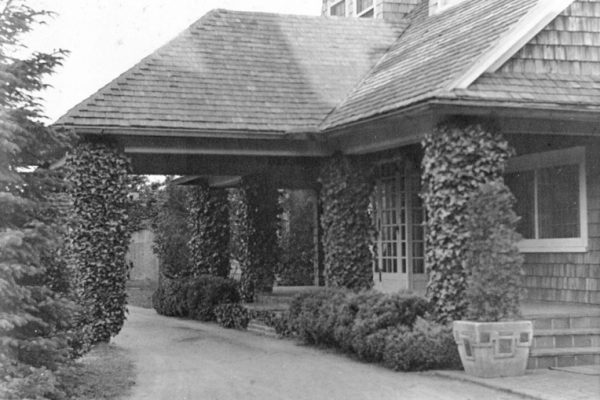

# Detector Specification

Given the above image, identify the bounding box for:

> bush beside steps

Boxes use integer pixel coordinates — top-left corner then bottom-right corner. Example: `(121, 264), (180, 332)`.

(278, 289), (461, 372)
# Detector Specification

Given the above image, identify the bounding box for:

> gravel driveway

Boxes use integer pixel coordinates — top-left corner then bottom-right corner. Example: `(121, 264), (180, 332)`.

(114, 306), (523, 400)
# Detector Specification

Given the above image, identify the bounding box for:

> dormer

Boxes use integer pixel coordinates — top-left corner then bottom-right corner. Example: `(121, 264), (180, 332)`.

(322, 0), (420, 22)
(429, 0), (468, 15)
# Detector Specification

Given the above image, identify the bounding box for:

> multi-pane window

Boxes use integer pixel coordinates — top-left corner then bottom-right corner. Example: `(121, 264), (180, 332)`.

(504, 147), (587, 252)
(356, 0), (374, 17)
(329, 0), (346, 17)
(375, 163), (399, 273)
(373, 161), (426, 274)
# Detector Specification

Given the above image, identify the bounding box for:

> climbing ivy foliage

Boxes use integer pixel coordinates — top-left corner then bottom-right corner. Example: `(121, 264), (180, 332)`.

(464, 182), (524, 322)
(319, 154), (374, 290)
(187, 182), (230, 278)
(66, 142), (134, 346)
(421, 119), (513, 322)
(230, 175), (280, 302)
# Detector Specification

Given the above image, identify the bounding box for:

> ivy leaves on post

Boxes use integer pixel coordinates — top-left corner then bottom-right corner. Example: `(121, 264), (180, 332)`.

(319, 154), (374, 290)
(421, 119), (513, 323)
(187, 182), (230, 278)
(230, 175), (280, 302)
(66, 142), (134, 345)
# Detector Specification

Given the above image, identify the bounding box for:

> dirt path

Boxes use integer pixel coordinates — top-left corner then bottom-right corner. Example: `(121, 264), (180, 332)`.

(114, 307), (523, 400)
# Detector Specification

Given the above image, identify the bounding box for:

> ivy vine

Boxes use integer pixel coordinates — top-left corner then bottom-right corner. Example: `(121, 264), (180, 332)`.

(229, 175), (280, 302)
(187, 182), (230, 278)
(66, 142), (134, 345)
(421, 118), (513, 322)
(319, 154), (374, 290)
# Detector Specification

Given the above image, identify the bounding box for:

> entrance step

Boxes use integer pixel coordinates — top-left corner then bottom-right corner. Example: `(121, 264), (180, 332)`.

(528, 347), (600, 369)
(247, 320), (278, 338)
(528, 312), (600, 369)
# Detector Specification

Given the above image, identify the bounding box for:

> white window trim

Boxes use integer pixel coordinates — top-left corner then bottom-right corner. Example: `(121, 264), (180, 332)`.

(356, 0), (375, 18)
(506, 146), (588, 253)
(328, 0), (346, 17)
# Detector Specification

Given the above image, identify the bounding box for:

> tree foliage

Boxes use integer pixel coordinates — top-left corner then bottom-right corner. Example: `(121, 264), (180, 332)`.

(319, 154), (374, 290)
(152, 179), (193, 278)
(0, 1), (76, 398)
(66, 142), (134, 346)
(187, 182), (230, 277)
(421, 118), (513, 322)
(230, 175), (280, 301)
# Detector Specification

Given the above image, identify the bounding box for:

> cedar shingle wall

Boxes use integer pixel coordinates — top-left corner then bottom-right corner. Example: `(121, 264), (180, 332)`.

(500, 0), (600, 75)
(509, 137), (600, 305)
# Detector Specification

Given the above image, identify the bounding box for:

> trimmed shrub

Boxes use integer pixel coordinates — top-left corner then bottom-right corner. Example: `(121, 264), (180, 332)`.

(287, 289), (428, 349)
(383, 318), (461, 371)
(152, 277), (188, 317)
(214, 303), (250, 329)
(185, 275), (241, 321)
(349, 294), (430, 361)
(463, 182), (524, 321)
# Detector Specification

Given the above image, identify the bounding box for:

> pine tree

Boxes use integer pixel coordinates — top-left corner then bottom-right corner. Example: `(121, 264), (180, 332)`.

(0, 1), (75, 397)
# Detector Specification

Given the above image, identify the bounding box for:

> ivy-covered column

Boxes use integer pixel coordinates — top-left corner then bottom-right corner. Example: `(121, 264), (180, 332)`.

(187, 182), (230, 278)
(319, 154), (373, 290)
(421, 119), (513, 322)
(66, 142), (134, 346)
(230, 175), (280, 302)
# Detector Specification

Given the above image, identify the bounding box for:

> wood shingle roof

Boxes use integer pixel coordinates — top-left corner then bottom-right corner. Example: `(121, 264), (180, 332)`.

(56, 9), (405, 134)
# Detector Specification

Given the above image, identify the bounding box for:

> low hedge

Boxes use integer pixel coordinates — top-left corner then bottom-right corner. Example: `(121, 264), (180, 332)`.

(152, 275), (240, 321)
(284, 289), (459, 371)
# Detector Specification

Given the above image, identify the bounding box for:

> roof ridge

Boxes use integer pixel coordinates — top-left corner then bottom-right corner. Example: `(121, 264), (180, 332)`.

(54, 8), (223, 126)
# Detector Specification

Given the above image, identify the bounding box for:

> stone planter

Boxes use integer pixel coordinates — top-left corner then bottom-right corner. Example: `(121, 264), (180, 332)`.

(453, 320), (533, 378)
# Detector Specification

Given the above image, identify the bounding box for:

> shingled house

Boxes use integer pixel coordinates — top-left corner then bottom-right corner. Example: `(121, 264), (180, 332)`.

(57, 0), (600, 310)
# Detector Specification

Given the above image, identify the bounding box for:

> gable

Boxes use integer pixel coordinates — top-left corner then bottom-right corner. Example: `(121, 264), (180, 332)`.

(498, 0), (600, 75)
(321, 0), (539, 130)
(456, 0), (600, 109)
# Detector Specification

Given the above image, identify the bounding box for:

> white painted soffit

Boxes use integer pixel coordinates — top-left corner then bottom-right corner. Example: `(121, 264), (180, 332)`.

(450, 0), (575, 90)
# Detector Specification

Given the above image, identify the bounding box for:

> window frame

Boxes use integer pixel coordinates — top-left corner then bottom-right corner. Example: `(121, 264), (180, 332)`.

(506, 146), (588, 253)
(328, 0), (346, 17)
(355, 0), (375, 18)
(436, 0), (467, 13)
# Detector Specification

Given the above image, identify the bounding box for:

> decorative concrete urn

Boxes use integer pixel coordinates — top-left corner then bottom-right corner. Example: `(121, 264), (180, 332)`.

(453, 320), (533, 378)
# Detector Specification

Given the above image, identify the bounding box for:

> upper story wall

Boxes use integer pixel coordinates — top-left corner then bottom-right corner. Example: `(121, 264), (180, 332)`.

(322, 0), (421, 22)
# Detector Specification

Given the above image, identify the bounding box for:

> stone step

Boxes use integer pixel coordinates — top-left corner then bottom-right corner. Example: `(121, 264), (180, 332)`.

(532, 328), (600, 349)
(528, 347), (600, 369)
(531, 315), (600, 331)
(247, 320), (278, 338)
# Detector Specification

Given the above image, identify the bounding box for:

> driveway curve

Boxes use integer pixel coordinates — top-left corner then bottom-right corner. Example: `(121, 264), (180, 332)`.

(115, 306), (521, 400)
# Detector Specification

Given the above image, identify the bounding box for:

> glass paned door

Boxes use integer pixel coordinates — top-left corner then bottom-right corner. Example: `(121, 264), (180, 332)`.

(373, 160), (426, 294)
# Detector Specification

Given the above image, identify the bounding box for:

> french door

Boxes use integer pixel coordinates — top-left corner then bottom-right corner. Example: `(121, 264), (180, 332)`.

(373, 160), (427, 295)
